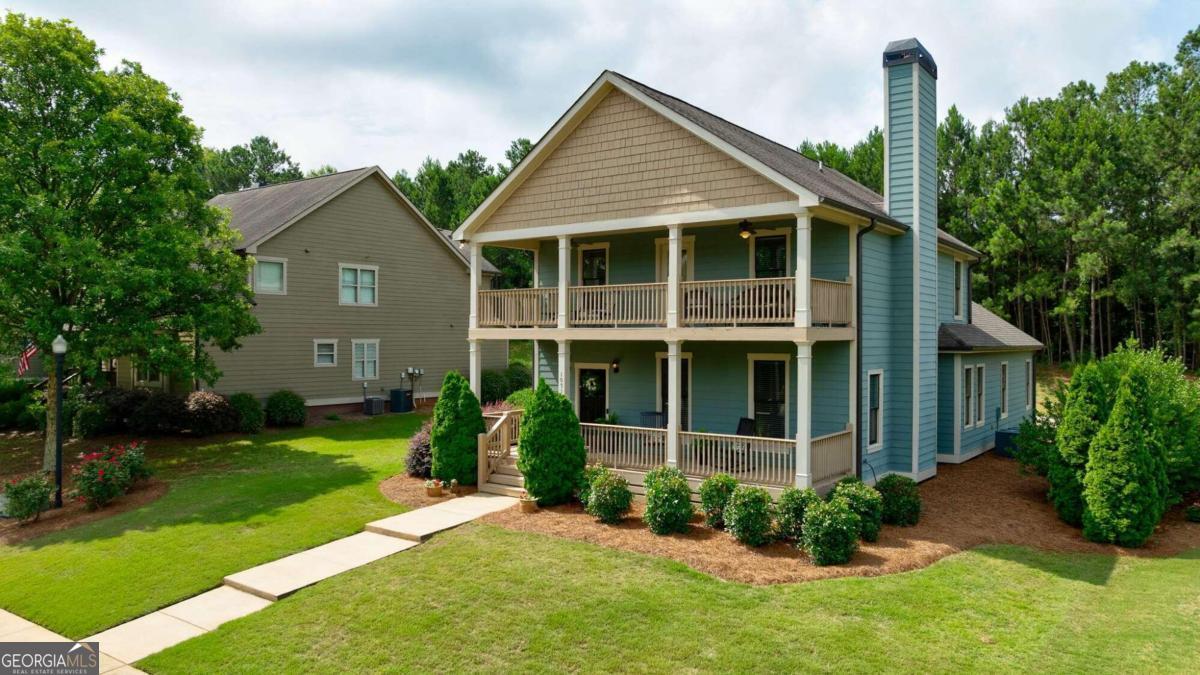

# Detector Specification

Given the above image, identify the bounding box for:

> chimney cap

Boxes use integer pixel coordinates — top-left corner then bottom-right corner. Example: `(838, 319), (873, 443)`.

(883, 38), (937, 79)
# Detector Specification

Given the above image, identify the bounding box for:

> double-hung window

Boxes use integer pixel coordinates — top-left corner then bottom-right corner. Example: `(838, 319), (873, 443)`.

(953, 260), (964, 318)
(963, 366), (974, 428)
(340, 264), (378, 306)
(254, 257), (287, 295)
(867, 370), (884, 451)
(1000, 362), (1009, 418)
(352, 339), (379, 380)
(313, 339), (337, 367)
(974, 364), (985, 425)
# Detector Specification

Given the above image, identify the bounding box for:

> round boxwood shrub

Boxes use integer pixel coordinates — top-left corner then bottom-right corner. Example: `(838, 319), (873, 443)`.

(517, 380), (585, 505)
(775, 486), (822, 541)
(129, 391), (188, 435)
(875, 474), (921, 526)
(643, 466), (693, 535)
(265, 390), (306, 427)
(98, 388), (151, 432)
(801, 499), (861, 565)
(698, 473), (738, 529)
(406, 419), (433, 478)
(185, 391), (238, 436)
(229, 393), (265, 434)
(506, 387), (535, 411)
(577, 464), (607, 507)
(831, 479), (884, 542)
(431, 372), (485, 485)
(3, 474), (52, 523)
(724, 485), (775, 547)
(584, 467), (633, 524)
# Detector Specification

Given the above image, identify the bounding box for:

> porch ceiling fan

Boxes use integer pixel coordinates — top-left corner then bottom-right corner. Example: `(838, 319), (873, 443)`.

(737, 219), (756, 239)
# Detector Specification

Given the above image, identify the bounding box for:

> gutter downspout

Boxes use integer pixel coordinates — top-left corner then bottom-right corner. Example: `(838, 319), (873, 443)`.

(855, 219), (878, 480)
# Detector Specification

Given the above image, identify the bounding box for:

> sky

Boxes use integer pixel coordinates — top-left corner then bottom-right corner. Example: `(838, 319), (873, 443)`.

(9, 1), (1197, 177)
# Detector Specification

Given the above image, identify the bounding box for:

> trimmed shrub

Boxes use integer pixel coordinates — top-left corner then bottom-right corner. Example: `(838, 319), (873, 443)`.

(185, 391), (238, 436)
(430, 372), (486, 485)
(643, 466), (693, 535)
(406, 419), (433, 478)
(1013, 380), (1066, 478)
(1049, 362), (1107, 526)
(517, 380), (585, 505)
(698, 473), (738, 529)
(229, 393), (265, 434)
(875, 474), (921, 526)
(724, 485), (775, 547)
(72, 401), (109, 439)
(776, 486), (822, 541)
(129, 391), (187, 435)
(1082, 371), (1169, 547)
(831, 480), (884, 542)
(505, 387), (535, 411)
(481, 369), (509, 405)
(98, 388), (151, 432)
(114, 442), (152, 484)
(578, 464), (607, 507)
(505, 363), (532, 396)
(1186, 503), (1200, 523)
(584, 467), (633, 524)
(3, 474), (52, 523)
(265, 390), (306, 427)
(801, 499), (861, 565)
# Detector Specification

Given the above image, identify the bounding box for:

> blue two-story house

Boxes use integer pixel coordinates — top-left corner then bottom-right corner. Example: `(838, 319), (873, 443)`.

(456, 38), (1041, 494)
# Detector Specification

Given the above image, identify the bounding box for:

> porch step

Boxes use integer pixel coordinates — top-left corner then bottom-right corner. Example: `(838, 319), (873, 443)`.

(495, 463), (522, 477)
(479, 482), (525, 498)
(488, 472), (525, 488)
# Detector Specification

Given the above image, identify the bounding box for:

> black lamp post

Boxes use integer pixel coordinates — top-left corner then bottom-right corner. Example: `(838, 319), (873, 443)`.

(51, 334), (68, 509)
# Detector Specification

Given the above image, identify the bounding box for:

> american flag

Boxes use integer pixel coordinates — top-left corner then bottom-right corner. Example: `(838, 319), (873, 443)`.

(17, 342), (37, 376)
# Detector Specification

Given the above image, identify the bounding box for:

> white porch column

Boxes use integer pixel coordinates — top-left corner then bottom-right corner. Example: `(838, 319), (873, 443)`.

(848, 224), (858, 328)
(666, 339), (681, 467)
(795, 340), (812, 488)
(468, 338), (482, 399)
(666, 224), (682, 329)
(531, 340), (540, 388)
(557, 235), (570, 329)
(468, 242), (481, 330)
(556, 339), (571, 397)
(795, 210), (811, 328)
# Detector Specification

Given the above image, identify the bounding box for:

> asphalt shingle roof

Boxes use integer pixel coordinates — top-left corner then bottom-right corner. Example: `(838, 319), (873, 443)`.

(939, 303), (1043, 352)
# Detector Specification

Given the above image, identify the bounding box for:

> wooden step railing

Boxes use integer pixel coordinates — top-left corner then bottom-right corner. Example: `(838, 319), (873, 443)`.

(678, 431), (795, 487)
(569, 282), (667, 325)
(581, 423), (667, 471)
(811, 426), (854, 486)
(812, 278), (853, 326)
(477, 409), (522, 485)
(478, 288), (556, 327)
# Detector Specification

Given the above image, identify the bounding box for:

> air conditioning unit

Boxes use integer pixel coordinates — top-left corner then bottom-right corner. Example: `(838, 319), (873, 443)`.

(363, 396), (385, 416)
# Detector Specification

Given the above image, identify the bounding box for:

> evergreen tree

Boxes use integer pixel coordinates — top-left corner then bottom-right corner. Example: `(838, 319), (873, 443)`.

(430, 371), (485, 485)
(517, 380), (585, 505)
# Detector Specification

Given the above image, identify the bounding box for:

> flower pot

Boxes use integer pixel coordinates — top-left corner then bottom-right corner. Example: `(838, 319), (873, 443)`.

(520, 499), (538, 513)
(426, 486), (443, 497)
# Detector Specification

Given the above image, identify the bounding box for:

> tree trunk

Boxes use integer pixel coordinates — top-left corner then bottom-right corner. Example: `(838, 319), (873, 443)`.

(43, 358), (58, 472)
(1089, 277), (1097, 360)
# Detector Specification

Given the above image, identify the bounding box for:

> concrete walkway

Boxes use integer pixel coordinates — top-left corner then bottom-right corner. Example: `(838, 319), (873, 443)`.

(6, 492), (517, 669)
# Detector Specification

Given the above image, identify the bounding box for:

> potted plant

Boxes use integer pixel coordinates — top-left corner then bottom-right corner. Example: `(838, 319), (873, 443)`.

(425, 479), (443, 497)
(519, 489), (538, 513)
(450, 478), (460, 496)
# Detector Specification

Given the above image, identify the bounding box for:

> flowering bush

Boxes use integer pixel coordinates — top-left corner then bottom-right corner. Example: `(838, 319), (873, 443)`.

(70, 442), (150, 510)
(406, 419), (433, 478)
(4, 474), (52, 523)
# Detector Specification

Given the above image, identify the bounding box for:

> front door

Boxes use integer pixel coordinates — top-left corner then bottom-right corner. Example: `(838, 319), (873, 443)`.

(752, 359), (787, 438)
(659, 357), (690, 430)
(577, 368), (607, 423)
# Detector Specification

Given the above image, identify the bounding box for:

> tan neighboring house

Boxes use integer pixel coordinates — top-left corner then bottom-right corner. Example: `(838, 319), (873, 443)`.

(116, 166), (505, 410)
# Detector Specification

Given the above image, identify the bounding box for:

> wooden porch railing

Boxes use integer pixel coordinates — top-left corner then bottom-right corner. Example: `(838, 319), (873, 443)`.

(812, 278), (853, 326)
(680, 277), (793, 325)
(478, 288), (556, 327)
(477, 409), (522, 485)
(678, 431), (795, 487)
(580, 423), (667, 471)
(811, 426), (854, 486)
(569, 282), (667, 325)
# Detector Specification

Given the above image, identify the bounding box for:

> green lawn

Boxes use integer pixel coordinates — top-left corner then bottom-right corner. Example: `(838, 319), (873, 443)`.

(0, 414), (421, 638)
(141, 524), (1200, 673)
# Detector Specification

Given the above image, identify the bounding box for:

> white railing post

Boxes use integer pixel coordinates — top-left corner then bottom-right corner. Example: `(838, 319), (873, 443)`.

(667, 224), (681, 329)
(795, 340), (812, 488)
(795, 210), (811, 328)
(666, 339), (681, 468)
(557, 235), (570, 329)
(556, 339), (571, 397)
(469, 242), (481, 330)
(469, 338), (482, 399)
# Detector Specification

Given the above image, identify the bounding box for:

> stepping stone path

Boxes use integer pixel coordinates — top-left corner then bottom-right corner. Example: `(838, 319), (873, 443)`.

(4, 493), (518, 670)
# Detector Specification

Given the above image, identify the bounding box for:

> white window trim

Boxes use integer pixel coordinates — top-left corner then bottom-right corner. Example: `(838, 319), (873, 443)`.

(975, 363), (986, 426)
(953, 259), (964, 320)
(1000, 361), (1009, 419)
(963, 365), (974, 429)
(253, 256), (288, 295)
(351, 339), (379, 381)
(313, 339), (338, 368)
(867, 368), (884, 453)
(132, 364), (166, 389)
(576, 242), (609, 286)
(654, 351), (694, 430)
(572, 362), (610, 418)
(1025, 359), (1033, 410)
(653, 235), (696, 282)
(746, 353), (790, 437)
(747, 227), (792, 278)
(338, 263), (379, 307)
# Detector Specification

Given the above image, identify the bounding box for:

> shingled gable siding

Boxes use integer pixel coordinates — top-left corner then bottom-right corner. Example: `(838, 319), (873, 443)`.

(477, 88), (796, 235)
(208, 175), (505, 404)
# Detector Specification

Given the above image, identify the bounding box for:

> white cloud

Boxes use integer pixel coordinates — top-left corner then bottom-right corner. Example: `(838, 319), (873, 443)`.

(8, 0), (1189, 174)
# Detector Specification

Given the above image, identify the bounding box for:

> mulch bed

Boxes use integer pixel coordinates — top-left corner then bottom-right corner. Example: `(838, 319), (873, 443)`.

(378, 474), (477, 509)
(382, 453), (1200, 585)
(0, 478), (167, 546)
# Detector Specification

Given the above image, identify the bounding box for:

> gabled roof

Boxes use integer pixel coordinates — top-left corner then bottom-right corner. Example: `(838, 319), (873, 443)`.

(937, 229), (982, 260)
(939, 303), (1043, 352)
(208, 166), (496, 274)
